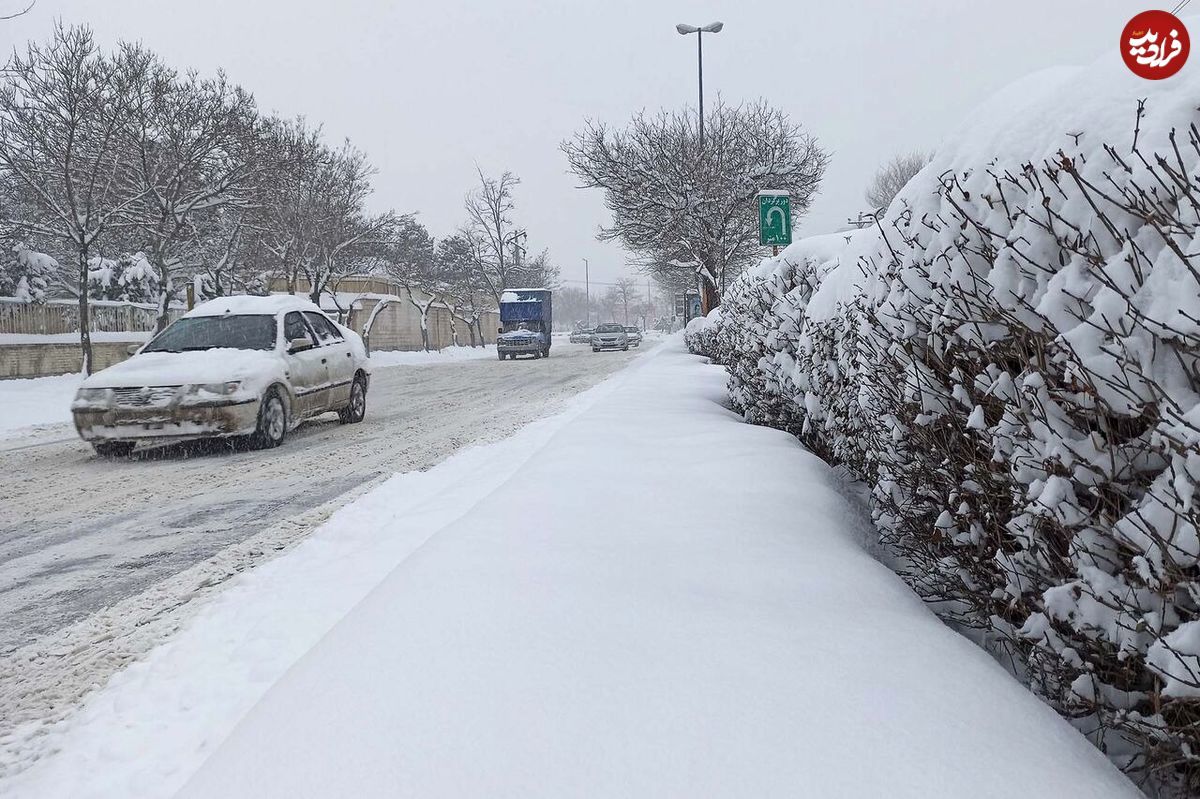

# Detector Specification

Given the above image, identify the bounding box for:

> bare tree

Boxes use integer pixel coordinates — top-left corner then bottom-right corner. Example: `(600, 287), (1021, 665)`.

(0, 25), (144, 373)
(379, 216), (441, 351)
(520, 248), (559, 289)
(117, 44), (259, 331)
(563, 98), (828, 313)
(864, 150), (930, 211)
(610, 276), (639, 325)
(464, 168), (527, 304)
(246, 117), (325, 295)
(436, 232), (491, 347)
(301, 142), (397, 306)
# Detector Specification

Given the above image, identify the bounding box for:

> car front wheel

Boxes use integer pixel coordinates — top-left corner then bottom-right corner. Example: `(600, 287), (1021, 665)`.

(339, 375), (367, 424)
(93, 441), (135, 458)
(252, 389), (288, 449)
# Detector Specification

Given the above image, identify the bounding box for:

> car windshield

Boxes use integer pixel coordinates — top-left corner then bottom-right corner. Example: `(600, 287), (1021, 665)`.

(142, 315), (277, 353)
(595, 324), (623, 333)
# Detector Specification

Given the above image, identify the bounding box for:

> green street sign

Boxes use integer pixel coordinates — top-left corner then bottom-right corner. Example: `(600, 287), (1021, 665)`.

(758, 191), (792, 247)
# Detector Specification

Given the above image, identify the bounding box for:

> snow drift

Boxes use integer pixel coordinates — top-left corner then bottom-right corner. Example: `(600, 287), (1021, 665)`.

(690, 27), (1200, 793)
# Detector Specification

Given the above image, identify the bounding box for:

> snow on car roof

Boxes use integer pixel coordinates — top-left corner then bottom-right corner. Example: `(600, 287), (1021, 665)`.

(185, 295), (326, 319)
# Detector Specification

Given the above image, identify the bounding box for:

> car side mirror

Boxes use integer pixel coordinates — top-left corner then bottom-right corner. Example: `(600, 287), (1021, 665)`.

(288, 337), (313, 353)
(126, 344), (141, 356)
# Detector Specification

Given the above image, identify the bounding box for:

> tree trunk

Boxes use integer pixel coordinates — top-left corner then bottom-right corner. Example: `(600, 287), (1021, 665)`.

(419, 308), (430, 351)
(700, 277), (720, 315)
(697, 252), (721, 315)
(77, 246), (93, 376)
(155, 273), (174, 335)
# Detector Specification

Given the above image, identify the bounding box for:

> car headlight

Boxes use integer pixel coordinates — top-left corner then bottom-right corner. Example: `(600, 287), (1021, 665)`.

(75, 387), (109, 401)
(187, 381), (242, 397)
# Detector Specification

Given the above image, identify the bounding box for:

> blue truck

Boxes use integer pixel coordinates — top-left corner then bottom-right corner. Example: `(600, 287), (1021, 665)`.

(496, 288), (552, 360)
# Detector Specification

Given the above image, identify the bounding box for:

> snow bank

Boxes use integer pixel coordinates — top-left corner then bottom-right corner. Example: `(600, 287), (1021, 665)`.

(9, 340), (1137, 797)
(0, 373), (81, 437)
(368, 345), (499, 367)
(0, 332), (151, 345)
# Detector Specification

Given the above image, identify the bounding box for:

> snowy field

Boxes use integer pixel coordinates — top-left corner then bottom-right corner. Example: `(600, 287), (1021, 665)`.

(5, 338), (1137, 798)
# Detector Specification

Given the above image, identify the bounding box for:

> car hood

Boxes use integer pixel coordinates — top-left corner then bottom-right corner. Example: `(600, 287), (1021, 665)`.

(81, 348), (285, 389)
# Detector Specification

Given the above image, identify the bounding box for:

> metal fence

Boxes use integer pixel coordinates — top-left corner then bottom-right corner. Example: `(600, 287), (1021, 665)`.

(0, 297), (183, 335)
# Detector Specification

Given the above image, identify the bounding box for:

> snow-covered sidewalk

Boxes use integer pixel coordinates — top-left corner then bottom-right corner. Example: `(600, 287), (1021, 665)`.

(6, 338), (1137, 798)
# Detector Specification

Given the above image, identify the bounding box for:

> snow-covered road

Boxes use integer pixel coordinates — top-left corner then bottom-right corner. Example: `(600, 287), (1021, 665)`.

(0, 342), (641, 778)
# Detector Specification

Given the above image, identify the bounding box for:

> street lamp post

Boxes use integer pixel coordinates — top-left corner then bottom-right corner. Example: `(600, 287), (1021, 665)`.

(675, 21), (723, 147)
(583, 258), (590, 326)
(677, 22), (723, 316)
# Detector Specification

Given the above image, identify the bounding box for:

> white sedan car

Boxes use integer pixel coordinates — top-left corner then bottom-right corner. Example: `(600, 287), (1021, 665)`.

(72, 296), (371, 456)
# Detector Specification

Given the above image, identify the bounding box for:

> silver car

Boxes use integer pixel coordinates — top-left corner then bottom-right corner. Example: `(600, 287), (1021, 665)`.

(72, 296), (371, 457)
(590, 323), (629, 352)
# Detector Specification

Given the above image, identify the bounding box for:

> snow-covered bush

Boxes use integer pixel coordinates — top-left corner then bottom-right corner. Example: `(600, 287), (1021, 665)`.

(87, 252), (160, 303)
(684, 308), (723, 361)
(0, 244), (58, 302)
(697, 44), (1200, 792)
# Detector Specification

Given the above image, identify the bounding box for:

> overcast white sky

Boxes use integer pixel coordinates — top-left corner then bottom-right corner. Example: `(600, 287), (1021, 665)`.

(1, 0), (1139, 290)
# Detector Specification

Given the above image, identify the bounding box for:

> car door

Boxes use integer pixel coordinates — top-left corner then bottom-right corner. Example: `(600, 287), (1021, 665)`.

(304, 311), (354, 408)
(282, 311), (329, 417)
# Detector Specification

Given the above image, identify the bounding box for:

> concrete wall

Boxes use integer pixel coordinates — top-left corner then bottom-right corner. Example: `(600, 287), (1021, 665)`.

(349, 297), (499, 353)
(0, 341), (140, 379)
(272, 275), (500, 353)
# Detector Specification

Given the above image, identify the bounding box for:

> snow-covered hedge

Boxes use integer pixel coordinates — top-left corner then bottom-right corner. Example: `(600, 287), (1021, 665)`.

(692, 46), (1200, 792)
(0, 244), (58, 302)
(87, 252), (160, 303)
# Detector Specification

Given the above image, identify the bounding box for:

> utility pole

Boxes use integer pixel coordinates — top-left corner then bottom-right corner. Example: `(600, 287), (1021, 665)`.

(583, 258), (590, 326)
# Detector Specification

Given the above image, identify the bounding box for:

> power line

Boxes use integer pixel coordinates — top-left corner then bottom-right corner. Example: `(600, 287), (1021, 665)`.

(1172, 0), (1191, 15)
(558, 278), (659, 289)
